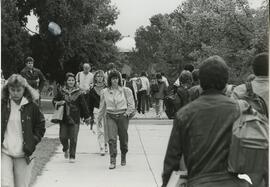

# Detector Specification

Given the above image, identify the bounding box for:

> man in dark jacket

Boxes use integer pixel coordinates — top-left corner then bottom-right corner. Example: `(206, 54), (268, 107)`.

(20, 56), (46, 93)
(162, 56), (249, 187)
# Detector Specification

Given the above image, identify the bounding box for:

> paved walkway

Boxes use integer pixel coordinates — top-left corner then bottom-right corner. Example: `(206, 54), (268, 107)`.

(33, 120), (173, 187)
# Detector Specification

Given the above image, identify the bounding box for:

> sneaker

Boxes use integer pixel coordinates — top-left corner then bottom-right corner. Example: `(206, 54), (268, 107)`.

(64, 149), (69, 159)
(100, 148), (105, 156)
(121, 154), (126, 166)
(69, 158), (75, 163)
(109, 163), (116, 169)
(105, 144), (108, 153)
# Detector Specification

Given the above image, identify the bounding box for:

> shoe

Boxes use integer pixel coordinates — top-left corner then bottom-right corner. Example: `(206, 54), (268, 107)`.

(105, 144), (108, 153)
(100, 148), (105, 156)
(109, 156), (116, 169)
(109, 163), (116, 169)
(64, 149), (69, 159)
(121, 154), (126, 166)
(69, 158), (75, 163)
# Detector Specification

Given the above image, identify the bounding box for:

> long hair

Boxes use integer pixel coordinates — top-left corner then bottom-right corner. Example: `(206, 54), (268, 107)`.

(2, 74), (39, 102)
(107, 70), (122, 88)
(93, 70), (106, 86)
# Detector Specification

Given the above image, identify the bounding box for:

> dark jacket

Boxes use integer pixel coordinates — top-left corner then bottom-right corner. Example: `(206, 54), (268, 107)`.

(88, 87), (101, 118)
(153, 81), (168, 99)
(20, 66), (46, 91)
(162, 89), (249, 187)
(53, 86), (90, 125)
(1, 86), (46, 158)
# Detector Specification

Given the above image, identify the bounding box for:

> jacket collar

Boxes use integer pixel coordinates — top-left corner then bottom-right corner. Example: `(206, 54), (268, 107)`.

(201, 89), (225, 96)
(9, 97), (29, 108)
(62, 86), (80, 94)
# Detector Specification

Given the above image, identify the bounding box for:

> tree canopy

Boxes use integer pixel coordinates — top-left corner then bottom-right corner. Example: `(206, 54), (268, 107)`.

(132, 0), (269, 84)
(2, 0), (121, 82)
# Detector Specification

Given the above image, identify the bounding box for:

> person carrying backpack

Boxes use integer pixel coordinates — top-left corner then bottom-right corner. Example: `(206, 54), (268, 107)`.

(162, 56), (249, 187)
(153, 74), (168, 118)
(231, 52), (269, 187)
(164, 70), (192, 119)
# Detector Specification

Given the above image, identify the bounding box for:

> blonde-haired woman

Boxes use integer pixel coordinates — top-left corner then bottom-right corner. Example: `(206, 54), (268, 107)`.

(1, 74), (46, 187)
(87, 70), (108, 155)
(98, 70), (135, 169)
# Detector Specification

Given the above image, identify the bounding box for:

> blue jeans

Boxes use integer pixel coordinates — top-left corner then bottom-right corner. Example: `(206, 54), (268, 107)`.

(59, 123), (80, 159)
(106, 113), (129, 157)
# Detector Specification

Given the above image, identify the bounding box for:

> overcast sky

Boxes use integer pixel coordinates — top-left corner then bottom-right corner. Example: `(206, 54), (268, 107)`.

(27, 0), (264, 38)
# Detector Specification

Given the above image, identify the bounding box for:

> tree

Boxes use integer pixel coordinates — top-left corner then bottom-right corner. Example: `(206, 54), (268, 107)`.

(29, 0), (121, 82)
(133, 0), (268, 84)
(3, 0), (121, 82)
(1, 0), (31, 78)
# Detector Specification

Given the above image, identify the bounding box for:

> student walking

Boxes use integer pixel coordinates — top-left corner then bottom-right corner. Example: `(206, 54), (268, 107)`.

(153, 74), (168, 118)
(1, 74), (46, 187)
(53, 73), (90, 163)
(98, 70), (135, 169)
(88, 70), (108, 156)
(162, 56), (249, 187)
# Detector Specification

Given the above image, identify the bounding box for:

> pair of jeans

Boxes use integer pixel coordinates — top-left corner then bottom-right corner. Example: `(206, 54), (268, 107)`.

(106, 113), (129, 157)
(1, 152), (33, 187)
(59, 123), (80, 159)
(93, 108), (105, 151)
(155, 99), (164, 116)
(137, 90), (147, 114)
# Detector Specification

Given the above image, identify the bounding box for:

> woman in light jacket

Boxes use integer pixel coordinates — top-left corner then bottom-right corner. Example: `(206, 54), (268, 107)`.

(88, 70), (108, 156)
(53, 73), (90, 163)
(98, 70), (135, 169)
(1, 74), (46, 187)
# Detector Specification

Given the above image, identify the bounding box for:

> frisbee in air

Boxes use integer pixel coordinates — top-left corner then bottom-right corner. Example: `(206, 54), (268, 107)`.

(48, 22), (61, 36)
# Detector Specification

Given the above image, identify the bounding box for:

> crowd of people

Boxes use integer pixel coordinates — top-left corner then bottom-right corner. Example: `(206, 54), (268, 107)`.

(1, 52), (268, 187)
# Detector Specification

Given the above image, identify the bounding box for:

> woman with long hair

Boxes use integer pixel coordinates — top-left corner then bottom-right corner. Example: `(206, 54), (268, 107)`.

(53, 73), (90, 163)
(1, 74), (46, 187)
(98, 70), (135, 169)
(88, 70), (108, 156)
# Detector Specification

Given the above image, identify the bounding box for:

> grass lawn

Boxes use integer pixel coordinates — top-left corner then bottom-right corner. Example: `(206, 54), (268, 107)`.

(30, 137), (60, 186)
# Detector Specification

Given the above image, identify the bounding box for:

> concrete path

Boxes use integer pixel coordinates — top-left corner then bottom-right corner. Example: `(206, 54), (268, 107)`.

(33, 120), (173, 187)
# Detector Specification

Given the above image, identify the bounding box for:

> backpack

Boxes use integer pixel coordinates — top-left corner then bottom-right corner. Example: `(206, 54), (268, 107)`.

(228, 99), (268, 174)
(136, 78), (142, 90)
(151, 83), (159, 93)
(164, 86), (190, 119)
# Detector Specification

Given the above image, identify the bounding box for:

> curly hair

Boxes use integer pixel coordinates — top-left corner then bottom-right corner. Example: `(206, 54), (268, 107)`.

(107, 70), (122, 87)
(199, 55), (229, 91)
(65, 72), (77, 87)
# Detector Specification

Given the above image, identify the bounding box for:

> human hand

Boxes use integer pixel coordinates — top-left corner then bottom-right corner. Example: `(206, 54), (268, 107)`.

(84, 117), (91, 124)
(56, 100), (65, 106)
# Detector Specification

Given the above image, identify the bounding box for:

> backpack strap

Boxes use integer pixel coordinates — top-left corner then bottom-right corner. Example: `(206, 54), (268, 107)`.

(245, 81), (254, 97)
(245, 81), (268, 118)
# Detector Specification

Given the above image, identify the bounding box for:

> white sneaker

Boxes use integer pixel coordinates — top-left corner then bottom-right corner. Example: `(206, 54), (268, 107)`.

(105, 144), (108, 153)
(69, 158), (75, 163)
(100, 148), (105, 156)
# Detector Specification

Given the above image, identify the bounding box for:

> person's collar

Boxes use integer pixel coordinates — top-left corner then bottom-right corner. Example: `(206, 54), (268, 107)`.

(10, 97), (29, 107)
(109, 86), (123, 91)
(25, 66), (33, 71)
(254, 76), (268, 81)
(82, 71), (89, 75)
(201, 88), (224, 95)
